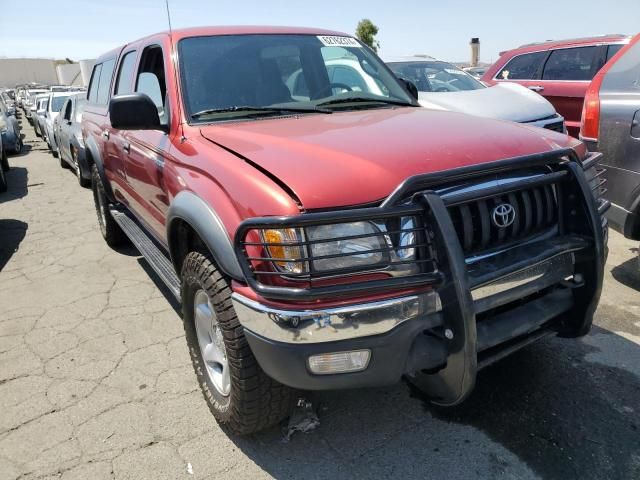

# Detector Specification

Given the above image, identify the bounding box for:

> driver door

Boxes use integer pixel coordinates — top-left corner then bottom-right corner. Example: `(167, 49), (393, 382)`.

(121, 43), (172, 240)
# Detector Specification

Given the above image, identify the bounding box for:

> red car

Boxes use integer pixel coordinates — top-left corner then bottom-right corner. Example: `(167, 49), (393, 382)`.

(482, 34), (631, 137)
(82, 26), (607, 434)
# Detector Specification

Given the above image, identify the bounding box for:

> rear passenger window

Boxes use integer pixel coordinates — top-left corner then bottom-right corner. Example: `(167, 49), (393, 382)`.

(542, 46), (598, 81)
(606, 44), (624, 63)
(88, 63), (102, 103)
(96, 59), (116, 105)
(497, 51), (547, 80)
(115, 51), (137, 95)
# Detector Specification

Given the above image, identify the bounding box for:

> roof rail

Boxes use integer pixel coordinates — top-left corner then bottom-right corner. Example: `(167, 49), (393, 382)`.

(517, 34), (628, 49)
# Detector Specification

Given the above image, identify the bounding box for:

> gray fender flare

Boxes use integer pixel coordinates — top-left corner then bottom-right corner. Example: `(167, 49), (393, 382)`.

(84, 136), (115, 201)
(166, 190), (244, 281)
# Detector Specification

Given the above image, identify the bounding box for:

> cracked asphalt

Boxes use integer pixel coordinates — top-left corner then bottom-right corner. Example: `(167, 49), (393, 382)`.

(1, 120), (639, 480)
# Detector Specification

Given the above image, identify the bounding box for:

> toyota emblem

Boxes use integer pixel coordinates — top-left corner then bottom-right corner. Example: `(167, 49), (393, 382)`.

(492, 203), (516, 228)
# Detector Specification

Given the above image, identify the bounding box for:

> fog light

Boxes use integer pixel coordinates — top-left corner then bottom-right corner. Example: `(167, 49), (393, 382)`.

(308, 350), (371, 375)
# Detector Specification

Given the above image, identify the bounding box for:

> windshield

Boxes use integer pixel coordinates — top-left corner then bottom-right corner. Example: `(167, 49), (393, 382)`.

(386, 61), (485, 93)
(179, 34), (416, 122)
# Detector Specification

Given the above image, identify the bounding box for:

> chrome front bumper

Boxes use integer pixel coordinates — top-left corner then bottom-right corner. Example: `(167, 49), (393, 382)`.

(231, 291), (442, 344)
(232, 250), (577, 346)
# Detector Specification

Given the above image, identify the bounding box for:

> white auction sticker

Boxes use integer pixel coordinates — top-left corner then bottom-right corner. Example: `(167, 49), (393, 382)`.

(317, 36), (362, 48)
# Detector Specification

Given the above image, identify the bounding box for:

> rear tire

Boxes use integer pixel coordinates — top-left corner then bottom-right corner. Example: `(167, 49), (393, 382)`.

(0, 161), (7, 193)
(12, 137), (22, 155)
(181, 251), (295, 435)
(73, 147), (90, 187)
(1, 149), (8, 172)
(91, 164), (127, 247)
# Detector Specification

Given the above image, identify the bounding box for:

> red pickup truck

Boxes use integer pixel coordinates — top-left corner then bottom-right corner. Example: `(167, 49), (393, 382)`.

(83, 26), (608, 435)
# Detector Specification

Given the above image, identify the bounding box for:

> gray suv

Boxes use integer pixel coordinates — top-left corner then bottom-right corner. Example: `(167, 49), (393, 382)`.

(581, 34), (640, 251)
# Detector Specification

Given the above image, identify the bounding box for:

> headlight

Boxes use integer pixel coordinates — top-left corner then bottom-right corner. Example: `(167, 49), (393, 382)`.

(0, 117), (7, 133)
(262, 218), (419, 276)
(307, 222), (387, 272)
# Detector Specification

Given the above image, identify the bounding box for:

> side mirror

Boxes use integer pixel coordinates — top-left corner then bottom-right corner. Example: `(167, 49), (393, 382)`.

(109, 93), (167, 132)
(399, 78), (419, 101)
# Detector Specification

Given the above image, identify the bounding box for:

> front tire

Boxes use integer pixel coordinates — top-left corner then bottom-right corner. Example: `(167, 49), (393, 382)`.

(181, 251), (295, 435)
(91, 164), (127, 247)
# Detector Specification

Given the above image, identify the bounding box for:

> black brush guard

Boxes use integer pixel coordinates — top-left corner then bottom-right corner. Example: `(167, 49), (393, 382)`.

(234, 148), (608, 405)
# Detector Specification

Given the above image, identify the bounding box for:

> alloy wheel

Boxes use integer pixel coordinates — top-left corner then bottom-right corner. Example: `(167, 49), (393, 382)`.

(193, 289), (231, 396)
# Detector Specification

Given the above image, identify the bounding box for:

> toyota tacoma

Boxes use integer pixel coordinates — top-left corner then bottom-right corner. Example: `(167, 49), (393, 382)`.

(82, 26), (608, 435)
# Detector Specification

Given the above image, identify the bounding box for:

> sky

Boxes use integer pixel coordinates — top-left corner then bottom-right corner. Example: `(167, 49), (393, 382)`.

(1, 0), (638, 63)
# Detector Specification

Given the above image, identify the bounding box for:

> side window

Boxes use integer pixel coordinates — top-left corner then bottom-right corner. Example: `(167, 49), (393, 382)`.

(606, 44), (624, 63)
(88, 63), (102, 103)
(114, 51), (137, 95)
(329, 66), (367, 92)
(135, 45), (167, 124)
(291, 71), (309, 98)
(497, 51), (547, 80)
(62, 100), (72, 120)
(96, 58), (116, 105)
(542, 46), (598, 81)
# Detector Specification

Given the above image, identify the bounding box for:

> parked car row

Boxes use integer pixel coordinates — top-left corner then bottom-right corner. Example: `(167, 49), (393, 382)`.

(12, 27), (638, 439)
(17, 85), (85, 160)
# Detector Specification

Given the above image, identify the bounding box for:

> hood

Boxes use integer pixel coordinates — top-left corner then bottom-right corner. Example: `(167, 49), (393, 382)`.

(199, 107), (580, 210)
(418, 83), (557, 123)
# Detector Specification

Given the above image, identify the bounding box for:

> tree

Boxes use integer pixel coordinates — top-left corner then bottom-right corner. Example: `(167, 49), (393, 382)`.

(356, 19), (380, 52)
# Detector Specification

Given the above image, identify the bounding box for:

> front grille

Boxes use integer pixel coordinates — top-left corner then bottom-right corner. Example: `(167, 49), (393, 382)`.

(447, 183), (558, 256)
(544, 121), (565, 133)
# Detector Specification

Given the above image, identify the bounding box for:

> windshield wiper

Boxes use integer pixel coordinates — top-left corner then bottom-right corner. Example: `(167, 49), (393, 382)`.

(191, 105), (332, 119)
(317, 97), (415, 108)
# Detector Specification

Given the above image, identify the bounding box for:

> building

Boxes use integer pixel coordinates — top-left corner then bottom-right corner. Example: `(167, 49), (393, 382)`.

(0, 58), (95, 88)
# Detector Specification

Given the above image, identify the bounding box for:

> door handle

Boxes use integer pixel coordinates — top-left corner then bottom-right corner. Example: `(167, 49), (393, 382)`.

(528, 85), (544, 92)
(123, 142), (130, 154)
(102, 130), (110, 139)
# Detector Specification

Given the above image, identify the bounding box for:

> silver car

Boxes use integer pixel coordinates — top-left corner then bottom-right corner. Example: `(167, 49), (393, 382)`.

(32, 95), (49, 138)
(24, 89), (48, 120)
(581, 34), (640, 255)
(0, 96), (22, 154)
(53, 94), (90, 185)
(385, 56), (566, 132)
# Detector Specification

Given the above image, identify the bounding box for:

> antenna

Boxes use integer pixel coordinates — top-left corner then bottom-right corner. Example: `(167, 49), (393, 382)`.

(165, 0), (173, 35)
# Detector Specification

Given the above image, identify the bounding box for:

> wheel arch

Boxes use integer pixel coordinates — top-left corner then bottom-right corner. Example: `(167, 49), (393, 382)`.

(84, 136), (115, 201)
(167, 191), (244, 281)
